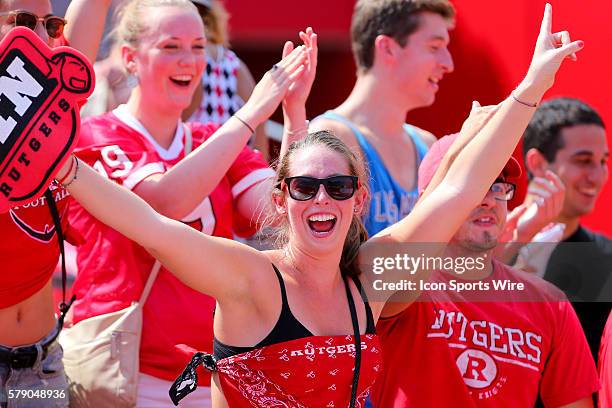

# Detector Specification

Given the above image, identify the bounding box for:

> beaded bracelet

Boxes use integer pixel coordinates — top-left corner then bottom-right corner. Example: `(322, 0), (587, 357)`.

(60, 156), (80, 188)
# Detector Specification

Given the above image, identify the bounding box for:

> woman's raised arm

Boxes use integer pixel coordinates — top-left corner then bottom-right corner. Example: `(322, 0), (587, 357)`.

(60, 157), (268, 302)
(63, 0), (112, 62)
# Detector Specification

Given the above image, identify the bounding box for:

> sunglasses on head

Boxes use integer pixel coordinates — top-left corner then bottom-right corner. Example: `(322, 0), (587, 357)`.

(490, 180), (516, 201)
(281, 176), (359, 201)
(1, 11), (66, 39)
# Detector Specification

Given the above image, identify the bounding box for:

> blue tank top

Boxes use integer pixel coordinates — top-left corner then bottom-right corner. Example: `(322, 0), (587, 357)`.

(315, 111), (429, 237)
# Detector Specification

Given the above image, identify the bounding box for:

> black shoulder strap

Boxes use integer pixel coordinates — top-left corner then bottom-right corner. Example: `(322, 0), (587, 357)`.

(44, 188), (75, 325)
(344, 278), (361, 408)
(271, 264), (289, 308)
(351, 276), (376, 334)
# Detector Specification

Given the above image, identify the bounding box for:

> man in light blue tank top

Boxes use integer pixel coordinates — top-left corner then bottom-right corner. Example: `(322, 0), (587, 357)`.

(311, 0), (455, 237)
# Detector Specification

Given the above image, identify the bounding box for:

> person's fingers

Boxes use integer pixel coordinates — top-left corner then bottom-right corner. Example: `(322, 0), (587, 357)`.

(282, 48), (307, 74)
(282, 41), (294, 59)
(551, 31), (569, 45)
(507, 204), (528, 223)
(529, 187), (552, 201)
(552, 31), (576, 61)
(532, 177), (558, 193)
(299, 31), (308, 46)
(555, 39), (584, 61)
(545, 170), (564, 189)
(277, 45), (304, 69)
(540, 3), (553, 36)
(287, 64), (306, 82)
(308, 33), (318, 72)
(544, 171), (565, 215)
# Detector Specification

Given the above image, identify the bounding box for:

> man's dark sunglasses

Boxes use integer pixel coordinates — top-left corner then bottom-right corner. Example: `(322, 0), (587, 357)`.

(1, 11), (67, 39)
(281, 176), (359, 201)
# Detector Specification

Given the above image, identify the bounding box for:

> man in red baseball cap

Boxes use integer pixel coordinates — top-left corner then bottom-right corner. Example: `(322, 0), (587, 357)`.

(370, 133), (599, 407)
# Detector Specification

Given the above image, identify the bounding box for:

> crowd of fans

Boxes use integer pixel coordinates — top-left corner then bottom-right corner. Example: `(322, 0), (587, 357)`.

(0, 0), (609, 407)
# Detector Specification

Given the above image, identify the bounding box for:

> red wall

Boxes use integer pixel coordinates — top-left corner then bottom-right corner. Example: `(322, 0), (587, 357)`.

(227, 0), (612, 236)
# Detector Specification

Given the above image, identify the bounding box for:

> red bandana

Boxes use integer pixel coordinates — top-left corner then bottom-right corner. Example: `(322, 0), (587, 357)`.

(171, 334), (382, 407)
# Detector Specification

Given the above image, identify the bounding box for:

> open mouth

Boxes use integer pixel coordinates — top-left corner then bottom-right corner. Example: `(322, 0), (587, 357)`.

(307, 213), (337, 236)
(169, 75), (193, 87)
(577, 187), (598, 198)
(472, 216), (496, 227)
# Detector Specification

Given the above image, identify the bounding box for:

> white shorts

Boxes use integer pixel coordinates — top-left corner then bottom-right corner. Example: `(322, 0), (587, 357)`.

(137, 372), (212, 408)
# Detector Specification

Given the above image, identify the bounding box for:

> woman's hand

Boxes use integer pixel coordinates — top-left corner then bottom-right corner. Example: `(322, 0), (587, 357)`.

(238, 45), (307, 127)
(282, 27), (318, 114)
(516, 3), (584, 104)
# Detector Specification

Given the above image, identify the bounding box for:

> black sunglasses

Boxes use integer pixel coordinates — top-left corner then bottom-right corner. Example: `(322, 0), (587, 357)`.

(1, 11), (67, 39)
(281, 176), (359, 201)
(490, 181), (516, 201)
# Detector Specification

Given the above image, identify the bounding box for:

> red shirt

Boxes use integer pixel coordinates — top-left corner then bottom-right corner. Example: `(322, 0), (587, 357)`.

(68, 105), (274, 383)
(0, 184), (72, 308)
(599, 311), (612, 407)
(371, 260), (599, 407)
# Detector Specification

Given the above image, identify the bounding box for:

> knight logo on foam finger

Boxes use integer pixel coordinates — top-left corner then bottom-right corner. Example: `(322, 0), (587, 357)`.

(0, 27), (94, 212)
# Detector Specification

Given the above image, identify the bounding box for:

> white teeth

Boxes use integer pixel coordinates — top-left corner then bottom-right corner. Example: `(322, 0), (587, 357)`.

(308, 214), (336, 222)
(430, 78), (439, 84)
(171, 75), (192, 81)
(477, 217), (494, 223)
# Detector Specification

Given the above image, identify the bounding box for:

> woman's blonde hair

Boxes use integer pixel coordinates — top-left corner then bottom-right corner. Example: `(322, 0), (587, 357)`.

(268, 131), (370, 278)
(114, 0), (198, 47)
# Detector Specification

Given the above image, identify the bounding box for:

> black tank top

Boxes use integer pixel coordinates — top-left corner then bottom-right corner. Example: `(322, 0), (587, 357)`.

(213, 264), (376, 360)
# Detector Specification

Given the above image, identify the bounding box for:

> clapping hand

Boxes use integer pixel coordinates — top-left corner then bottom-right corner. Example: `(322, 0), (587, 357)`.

(282, 27), (318, 113)
(239, 43), (307, 126)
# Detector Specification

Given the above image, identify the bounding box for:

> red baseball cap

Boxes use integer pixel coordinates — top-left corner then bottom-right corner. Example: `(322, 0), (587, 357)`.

(418, 133), (522, 195)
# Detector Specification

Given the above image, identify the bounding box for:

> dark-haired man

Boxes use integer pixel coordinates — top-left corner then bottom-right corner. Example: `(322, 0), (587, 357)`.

(522, 97), (612, 359)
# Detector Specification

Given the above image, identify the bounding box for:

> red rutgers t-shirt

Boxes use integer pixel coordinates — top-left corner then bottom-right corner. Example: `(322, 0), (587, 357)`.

(67, 105), (274, 384)
(599, 311), (612, 407)
(0, 183), (72, 308)
(371, 260), (599, 407)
